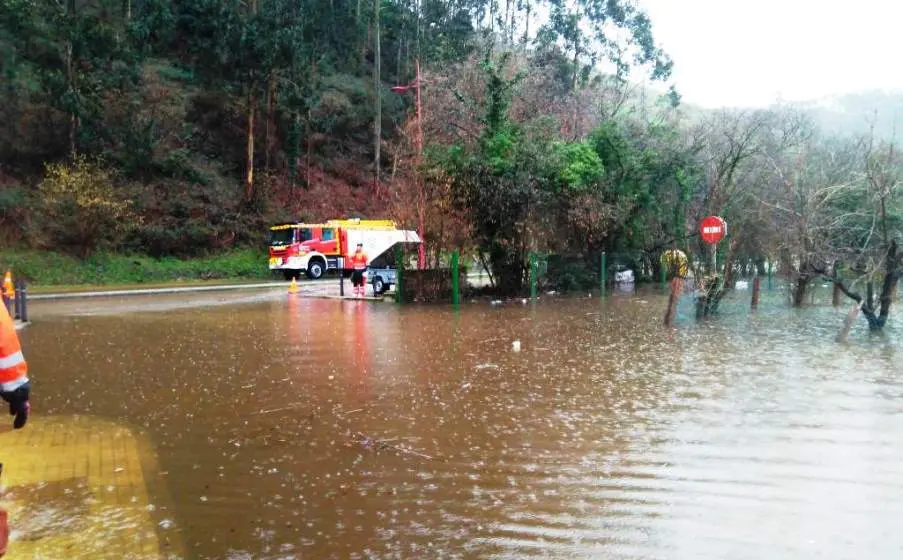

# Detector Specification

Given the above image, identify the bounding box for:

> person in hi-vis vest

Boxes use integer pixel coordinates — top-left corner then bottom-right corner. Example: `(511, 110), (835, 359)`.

(350, 243), (368, 297)
(0, 303), (29, 430)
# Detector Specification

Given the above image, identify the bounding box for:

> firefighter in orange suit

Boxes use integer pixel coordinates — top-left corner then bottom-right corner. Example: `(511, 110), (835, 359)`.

(350, 243), (368, 297)
(0, 303), (29, 430)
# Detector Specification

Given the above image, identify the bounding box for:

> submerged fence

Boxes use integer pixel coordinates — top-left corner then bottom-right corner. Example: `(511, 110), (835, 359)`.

(386, 247), (783, 305)
(530, 251), (644, 298)
(392, 246), (467, 304)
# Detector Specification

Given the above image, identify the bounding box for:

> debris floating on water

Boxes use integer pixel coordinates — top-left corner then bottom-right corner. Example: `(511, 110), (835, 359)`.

(512, 340), (521, 352)
(351, 432), (434, 460)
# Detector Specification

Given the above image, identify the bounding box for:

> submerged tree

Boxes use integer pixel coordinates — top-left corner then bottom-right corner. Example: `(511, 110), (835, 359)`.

(825, 134), (903, 330)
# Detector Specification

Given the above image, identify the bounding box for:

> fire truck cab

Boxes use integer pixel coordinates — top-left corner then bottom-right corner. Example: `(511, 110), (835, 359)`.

(268, 219), (420, 280)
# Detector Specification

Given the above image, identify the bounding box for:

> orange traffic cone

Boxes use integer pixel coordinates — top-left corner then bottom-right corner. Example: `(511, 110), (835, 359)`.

(288, 278), (298, 294)
(2, 270), (13, 299)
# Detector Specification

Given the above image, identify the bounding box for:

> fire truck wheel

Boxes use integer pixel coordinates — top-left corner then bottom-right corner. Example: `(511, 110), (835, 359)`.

(306, 259), (325, 280)
(373, 276), (385, 294)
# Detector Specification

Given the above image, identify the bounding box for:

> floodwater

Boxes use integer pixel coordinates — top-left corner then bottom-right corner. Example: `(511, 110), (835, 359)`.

(18, 286), (903, 559)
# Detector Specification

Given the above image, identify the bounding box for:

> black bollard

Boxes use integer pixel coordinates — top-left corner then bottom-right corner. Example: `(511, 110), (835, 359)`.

(339, 257), (345, 297)
(13, 281), (20, 320)
(19, 282), (27, 323)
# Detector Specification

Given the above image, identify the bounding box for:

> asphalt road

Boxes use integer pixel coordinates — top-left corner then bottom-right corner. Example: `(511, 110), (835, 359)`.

(28, 280), (301, 300)
(29, 273), (491, 301)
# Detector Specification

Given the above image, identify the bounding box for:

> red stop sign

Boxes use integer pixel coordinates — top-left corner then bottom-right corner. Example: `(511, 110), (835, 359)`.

(700, 216), (726, 245)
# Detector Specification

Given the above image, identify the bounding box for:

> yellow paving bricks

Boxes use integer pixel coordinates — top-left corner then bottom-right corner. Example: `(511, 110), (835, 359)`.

(0, 415), (183, 559)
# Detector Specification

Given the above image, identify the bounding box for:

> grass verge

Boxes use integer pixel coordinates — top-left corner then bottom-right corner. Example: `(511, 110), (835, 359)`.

(0, 249), (272, 288)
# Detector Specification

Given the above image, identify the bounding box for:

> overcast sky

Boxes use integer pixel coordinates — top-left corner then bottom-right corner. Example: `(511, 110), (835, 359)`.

(637, 0), (903, 108)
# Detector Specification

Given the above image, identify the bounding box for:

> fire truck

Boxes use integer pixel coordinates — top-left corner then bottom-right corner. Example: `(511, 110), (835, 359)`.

(268, 219), (421, 280)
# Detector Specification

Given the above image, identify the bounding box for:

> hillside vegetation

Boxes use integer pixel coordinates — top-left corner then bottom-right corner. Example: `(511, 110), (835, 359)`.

(3, 0), (903, 332)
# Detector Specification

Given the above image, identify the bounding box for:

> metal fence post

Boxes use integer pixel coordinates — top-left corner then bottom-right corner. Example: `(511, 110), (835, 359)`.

(451, 250), (460, 306)
(13, 281), (20, 320)
(530, 252), (538, 302)
(395, 245), (404, 304)
(18, 282), (26, 323)
(600, 252), (607, 297)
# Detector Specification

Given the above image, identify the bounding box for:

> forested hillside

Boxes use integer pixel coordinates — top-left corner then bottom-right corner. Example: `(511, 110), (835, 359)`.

(797, 91), (903, 142)
(0, 0), (667, 259)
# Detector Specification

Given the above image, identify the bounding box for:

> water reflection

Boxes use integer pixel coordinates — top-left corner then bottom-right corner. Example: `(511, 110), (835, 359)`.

(18, 289), (903, 558)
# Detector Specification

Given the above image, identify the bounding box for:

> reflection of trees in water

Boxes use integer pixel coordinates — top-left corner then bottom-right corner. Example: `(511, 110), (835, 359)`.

(350, 300), (686, 554)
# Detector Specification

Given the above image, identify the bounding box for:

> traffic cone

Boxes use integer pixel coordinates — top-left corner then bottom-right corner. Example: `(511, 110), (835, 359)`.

(288, 278), (298, 294)
(2, 271), (13, 299)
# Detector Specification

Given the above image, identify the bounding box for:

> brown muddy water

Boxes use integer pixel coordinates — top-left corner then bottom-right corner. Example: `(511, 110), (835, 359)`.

(18, 287), (903, 559)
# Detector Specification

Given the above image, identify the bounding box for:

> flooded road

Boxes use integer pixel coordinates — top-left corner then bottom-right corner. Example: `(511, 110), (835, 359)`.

(17, 288), (903, 559)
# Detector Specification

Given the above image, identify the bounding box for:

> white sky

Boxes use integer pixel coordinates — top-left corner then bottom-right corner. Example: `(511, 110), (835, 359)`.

(637, 0), (903, 108)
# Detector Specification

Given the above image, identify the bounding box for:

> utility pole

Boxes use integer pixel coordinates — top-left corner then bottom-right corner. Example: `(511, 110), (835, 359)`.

(415, 58), (425, 270)
(390, 59), (427, 270)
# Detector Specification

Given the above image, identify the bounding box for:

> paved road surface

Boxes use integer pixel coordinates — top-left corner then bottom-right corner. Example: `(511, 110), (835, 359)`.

(30, 273), (491, 301)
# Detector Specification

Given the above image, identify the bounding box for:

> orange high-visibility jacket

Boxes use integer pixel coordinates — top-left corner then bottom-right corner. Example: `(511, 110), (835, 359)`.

(350, 251), (368, 271)
(0, 304), (27, 391)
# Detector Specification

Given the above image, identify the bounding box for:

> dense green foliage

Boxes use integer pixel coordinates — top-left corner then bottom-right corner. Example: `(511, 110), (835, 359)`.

(2, 0), (902, 332)
(0, 0), (669, 263)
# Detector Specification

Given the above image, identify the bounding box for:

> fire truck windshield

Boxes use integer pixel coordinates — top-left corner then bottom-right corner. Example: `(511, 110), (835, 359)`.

(270, 227), (314, 245)
(269, 229), (295, 245)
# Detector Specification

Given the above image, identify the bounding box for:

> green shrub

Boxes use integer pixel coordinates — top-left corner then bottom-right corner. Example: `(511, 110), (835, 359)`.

(31, 157), (133, 258)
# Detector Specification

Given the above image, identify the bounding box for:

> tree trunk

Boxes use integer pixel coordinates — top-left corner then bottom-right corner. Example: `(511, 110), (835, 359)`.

(505, 0), (513, 42)
(396, 33), (403, 83)
(373, 0), (381, 194)
(792, 275), (809, 308)
(837, 302), (862, 343)
(751, 276), (760, 309)
(722, 239), (738, 290)
(695, 273), (723, 318)
(489, 247), (524, 295)
(305, 56), (316, 189)
(664, 277), (683, 326)
(831, 262), (840, 307)
(289, 111), (300, 189)
(570, 45), (579, 93)
(66, 41), (76, 157)
(876, 240), (900, 325)
(830, 241), (899, 330)
(245, 88), (256, 203)
(264, 73), (276, 172)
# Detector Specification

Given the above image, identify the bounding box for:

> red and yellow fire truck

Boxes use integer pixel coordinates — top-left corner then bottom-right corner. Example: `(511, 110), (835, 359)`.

(268, 219), (420, 280)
